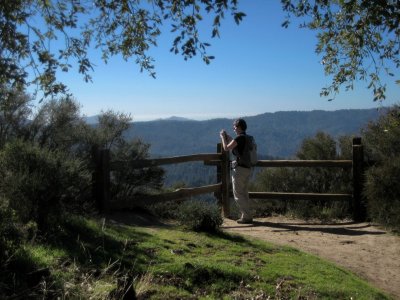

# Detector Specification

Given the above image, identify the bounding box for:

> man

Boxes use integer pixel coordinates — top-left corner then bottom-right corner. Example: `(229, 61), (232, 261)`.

(219, 118), (253, 224)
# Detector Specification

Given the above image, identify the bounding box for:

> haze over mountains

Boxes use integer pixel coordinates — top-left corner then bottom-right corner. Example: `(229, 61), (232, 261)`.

(122, 108), (385, 158)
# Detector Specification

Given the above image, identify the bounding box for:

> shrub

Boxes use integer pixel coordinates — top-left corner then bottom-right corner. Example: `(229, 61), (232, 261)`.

(363, 106), (400, 162)
(110, 139), (165, 204)
(176, 199), (223, 232)
(362, 105), (400, 231)
(364, 157), (400, 231)
(0, 140), (91, 231)
(252, 132), (353, 220)
(0, 197), (24, 263)
(147, 200), (182, 219)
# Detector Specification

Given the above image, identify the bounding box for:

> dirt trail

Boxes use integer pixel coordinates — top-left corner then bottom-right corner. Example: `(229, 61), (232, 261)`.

(222, 216), (400, 299)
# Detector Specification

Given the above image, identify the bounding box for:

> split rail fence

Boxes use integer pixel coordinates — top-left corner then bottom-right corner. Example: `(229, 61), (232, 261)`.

(93, 137), (366, 221)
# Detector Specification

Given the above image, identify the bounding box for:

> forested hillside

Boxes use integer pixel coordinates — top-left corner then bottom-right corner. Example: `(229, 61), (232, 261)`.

(125, 108), (384, 158)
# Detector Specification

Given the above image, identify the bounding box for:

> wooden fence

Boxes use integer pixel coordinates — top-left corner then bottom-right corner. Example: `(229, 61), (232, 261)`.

(93, 137), (366, 221)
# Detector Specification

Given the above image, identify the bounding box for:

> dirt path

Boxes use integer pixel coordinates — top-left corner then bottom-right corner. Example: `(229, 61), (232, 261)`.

(221, 216), (400, 299)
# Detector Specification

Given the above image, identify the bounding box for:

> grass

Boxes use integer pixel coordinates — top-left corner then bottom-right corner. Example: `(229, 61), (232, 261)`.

(2, 214), (391, 299)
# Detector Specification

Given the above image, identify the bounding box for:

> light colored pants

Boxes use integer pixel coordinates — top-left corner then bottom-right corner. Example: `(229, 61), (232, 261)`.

(232, 166), (252, 220)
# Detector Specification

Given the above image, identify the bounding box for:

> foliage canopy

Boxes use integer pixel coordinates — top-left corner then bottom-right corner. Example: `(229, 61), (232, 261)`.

(1, 0), (398, 101)
(281, 0), (400, 101)
(0, 0), (244, 97)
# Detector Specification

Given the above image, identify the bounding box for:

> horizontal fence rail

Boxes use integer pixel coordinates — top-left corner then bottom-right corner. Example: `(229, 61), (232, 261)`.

(255, 160), (352, 168)
(112, 184), (221, 210)
(248, 192), (352, 201)
(93, 137), (365, 221)
(206, 160), (352, 168)
(112, 153), (221, 169)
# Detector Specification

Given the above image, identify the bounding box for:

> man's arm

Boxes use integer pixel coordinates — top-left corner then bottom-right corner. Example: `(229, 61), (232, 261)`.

(220, 130), (236, 151)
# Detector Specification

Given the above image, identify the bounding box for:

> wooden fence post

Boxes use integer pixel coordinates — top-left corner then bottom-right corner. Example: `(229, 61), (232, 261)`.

(216, 143), (222, 205)
(219, 143), (230, 217)
(93, 148), (111, 214)
(352, 137), (366, 221)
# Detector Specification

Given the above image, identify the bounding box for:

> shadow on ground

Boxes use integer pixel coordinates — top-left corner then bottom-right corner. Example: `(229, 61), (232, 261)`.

(221, 219), (386, 236)
(106, 210), (172, 228)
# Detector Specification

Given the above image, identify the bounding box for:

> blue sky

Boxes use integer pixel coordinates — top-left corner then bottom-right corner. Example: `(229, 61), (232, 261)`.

(57, 1), (399, 121)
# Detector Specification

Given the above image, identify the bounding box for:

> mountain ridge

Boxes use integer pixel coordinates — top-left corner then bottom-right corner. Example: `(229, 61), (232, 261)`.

(122, 108), (385, 158)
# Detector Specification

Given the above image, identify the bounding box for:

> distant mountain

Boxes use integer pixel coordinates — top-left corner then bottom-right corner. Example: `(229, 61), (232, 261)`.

(125, 108), (385, 158)
(84, 115), (193, 124)
(84, 115), (99, 124)
(159, 116), (193, 121)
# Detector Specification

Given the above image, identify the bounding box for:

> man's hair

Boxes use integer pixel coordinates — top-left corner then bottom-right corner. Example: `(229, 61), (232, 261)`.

(234, 118), (247, 131)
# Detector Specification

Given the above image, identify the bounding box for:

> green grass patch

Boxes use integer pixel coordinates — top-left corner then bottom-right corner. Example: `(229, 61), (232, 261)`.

(2, 214), (391, 299)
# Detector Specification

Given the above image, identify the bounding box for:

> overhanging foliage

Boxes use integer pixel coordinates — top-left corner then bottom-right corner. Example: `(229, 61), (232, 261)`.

(0, 0), (244, 98)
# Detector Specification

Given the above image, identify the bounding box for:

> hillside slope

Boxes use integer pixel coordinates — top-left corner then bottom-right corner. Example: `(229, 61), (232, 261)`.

(125, 108), (384, 158)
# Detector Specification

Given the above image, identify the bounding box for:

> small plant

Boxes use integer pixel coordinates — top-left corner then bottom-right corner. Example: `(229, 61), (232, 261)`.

(148, 200), (182, 219)
(176, 199), (223, 232)
(134, 269), (154, 298)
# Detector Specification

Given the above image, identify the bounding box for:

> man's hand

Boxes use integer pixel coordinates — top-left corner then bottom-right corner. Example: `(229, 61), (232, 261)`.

(219, 130), (227, 139)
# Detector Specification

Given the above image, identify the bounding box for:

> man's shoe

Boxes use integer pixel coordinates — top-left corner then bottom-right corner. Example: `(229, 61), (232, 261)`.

(236, 218), (253, 224)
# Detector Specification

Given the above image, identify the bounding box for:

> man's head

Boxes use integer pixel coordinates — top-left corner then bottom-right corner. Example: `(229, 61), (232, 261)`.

(233, 118), (247, 133)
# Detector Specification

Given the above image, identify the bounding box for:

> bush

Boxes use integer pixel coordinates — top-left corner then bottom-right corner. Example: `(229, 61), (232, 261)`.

(364, 157), (400, 231)
(0, 140), (91, 231)
(252, 132), (353, 220)
(147, 200), (182, 219)
(110, 139), (165, 204)
(363, 106), (400, 162)
(0, 197), (24, 263)
(362, 105), (400, 231)
(176, 199), (223, 232)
